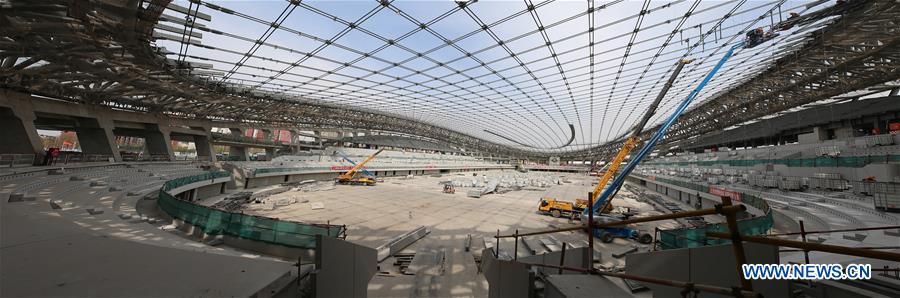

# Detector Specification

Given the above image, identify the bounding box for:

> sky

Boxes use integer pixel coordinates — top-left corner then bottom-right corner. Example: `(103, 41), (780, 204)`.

(157, 0), (834, 153)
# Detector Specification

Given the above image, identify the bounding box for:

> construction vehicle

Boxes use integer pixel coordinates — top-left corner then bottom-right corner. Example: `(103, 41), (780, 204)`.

(586, 58), (693, 218)
(335, 150), (377, 177)
(535, 60), (693, 222)
(569, 59), (693, 243)
(592, 214), (653, 244)
(581, 43), (744, 246)
(538, 198), (588, 218)
(336, 148), (383, 186)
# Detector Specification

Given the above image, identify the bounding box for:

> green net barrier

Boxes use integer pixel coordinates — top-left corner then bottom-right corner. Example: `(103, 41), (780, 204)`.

(642, 154), (899, 168)
(631, 174), (774, 250)
(158, 172), (343, 248)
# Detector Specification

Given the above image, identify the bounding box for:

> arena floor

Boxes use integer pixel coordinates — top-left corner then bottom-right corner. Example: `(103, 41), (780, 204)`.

(235, 170), (681, 297)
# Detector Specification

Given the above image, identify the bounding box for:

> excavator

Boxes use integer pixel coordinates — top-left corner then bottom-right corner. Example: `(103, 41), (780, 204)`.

(336, 148), (383, 186)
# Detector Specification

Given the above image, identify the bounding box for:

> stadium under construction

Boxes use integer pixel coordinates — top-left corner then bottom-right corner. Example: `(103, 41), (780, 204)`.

(1, 1), (899, 297)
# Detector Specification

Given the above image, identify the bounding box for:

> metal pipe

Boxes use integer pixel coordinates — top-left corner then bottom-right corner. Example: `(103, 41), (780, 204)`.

(513, 229), (519, 261)
(558, 242), (567, 275)
(497, 205), (746, 238)
(587, 192), (594, 269)
(767, 225), (900, 237)
(799, 220), (809, 264)
(518, 262), (760, 298)
(721, 197), (753, 291)
(781, 246), (900, 252)
(706, 232), (900, 262)
(495, 229), (500, 258)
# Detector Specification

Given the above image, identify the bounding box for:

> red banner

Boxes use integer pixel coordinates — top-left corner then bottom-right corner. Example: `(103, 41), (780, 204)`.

(331, 165), (353, 171)
(709, 186), (742, 202)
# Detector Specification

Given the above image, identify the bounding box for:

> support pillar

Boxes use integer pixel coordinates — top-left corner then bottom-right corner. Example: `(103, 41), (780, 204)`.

(0, 91), (44, 163)
(143, 124), (175, 161)
(228, 128), (249, 161)
(74, 116), (121, 162)
(191, 126), (215, 162)
(289, 129), (301, 154)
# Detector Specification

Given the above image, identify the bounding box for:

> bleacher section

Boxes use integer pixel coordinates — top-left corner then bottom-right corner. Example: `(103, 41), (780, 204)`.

(343, 135), (460, 153)
(1, 162), (296, 296)
(225, 147), (514, 188)
(633, 133), (900, 258)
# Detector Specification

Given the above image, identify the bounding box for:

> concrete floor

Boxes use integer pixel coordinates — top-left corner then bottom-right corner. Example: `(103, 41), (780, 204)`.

(243, 171), (681, 297)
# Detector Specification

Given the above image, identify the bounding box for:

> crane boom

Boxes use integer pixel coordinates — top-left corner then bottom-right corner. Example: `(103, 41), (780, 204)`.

(339, 148), (383, 180)
(587, 42), (743, 216)
(588, 59), (692, 213)
(335, 150), (375, 177)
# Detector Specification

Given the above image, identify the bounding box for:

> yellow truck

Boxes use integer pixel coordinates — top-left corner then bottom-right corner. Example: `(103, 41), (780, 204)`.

(538, 198), (588, 218)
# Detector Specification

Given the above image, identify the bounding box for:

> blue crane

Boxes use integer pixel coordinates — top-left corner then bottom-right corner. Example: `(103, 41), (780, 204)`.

(586, 42), (744, 217)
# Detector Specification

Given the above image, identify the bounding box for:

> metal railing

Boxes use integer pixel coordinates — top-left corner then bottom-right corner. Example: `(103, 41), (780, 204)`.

(0, 154), (36, 167)
(493, 196), (900, 297)
(210, 132), (286, 147)
(629, 173), (774, 250)
(643, 154), (900, 168)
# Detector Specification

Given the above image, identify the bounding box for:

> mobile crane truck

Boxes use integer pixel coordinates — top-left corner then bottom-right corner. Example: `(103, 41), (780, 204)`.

(336, 148), (383, 186)
(584, 42), (744, 244)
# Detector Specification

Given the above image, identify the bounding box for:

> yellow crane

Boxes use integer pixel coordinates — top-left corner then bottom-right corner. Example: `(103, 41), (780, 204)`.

(536, 60), (692, 218)
(336, 148), (383, 186)
(590, 59), (693, 214)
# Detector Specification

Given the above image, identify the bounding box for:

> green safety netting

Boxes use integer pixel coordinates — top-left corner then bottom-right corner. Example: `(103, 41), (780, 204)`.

(158, 173), (343, 248)
(643, 154), (899, 168)
(632, 174), (774, 250)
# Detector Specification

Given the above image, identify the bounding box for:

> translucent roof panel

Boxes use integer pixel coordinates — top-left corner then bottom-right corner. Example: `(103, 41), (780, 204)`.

(156, 0), (831, 154)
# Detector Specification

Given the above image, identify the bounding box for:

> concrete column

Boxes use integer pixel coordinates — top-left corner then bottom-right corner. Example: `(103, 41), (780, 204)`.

(228, 128), (249, 161)
(0, 92), (44, 162)
(289, 129), (300, 154)
(191, 126), (215, 162)
(74, 117), (122, 162)
(228, 146), (248, 161)
(144, 124), (175, 161)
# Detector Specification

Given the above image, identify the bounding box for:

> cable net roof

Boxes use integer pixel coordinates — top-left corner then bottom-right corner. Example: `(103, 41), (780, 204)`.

(156, 0), (835, 154)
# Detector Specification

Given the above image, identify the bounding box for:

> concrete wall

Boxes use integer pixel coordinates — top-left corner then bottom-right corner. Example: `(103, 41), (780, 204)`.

(194, 183), (224, 200)
(288, 173), (340, 182)
(516, 247), (590, 276)
(313, 235), (377, 298)
(626, 242), (788, 298)
(481, 248), (534, 298)
(246, 176), (285, 189)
